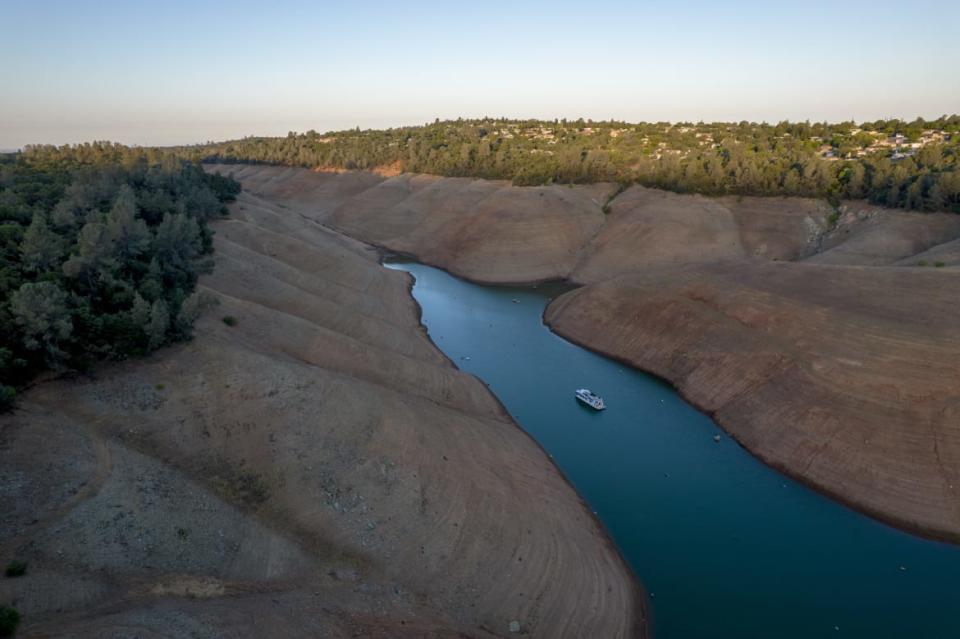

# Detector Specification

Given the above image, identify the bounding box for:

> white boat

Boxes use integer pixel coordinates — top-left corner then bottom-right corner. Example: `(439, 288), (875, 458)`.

(575, 388), (606, 410)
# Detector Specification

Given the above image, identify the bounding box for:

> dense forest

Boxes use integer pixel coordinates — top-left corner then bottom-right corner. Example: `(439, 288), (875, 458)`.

(193, 116), (960, 213)
(0, 143), (240, 410)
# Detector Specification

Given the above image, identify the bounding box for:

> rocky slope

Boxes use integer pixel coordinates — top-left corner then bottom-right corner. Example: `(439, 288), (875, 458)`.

(0, 185), (645, 637)
(208, 164), (960, 543)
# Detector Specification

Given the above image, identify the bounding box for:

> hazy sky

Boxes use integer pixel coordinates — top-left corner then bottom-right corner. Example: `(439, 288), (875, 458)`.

(3, 0), (959, 148)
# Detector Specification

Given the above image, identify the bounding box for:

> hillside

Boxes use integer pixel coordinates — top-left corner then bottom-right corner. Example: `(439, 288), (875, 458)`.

(209, 164), (960, 543)
(0, 182), (645, 637)
(545, 262), (960, 541)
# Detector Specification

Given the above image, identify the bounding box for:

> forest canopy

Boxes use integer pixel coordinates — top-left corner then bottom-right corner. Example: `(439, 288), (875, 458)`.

(0, 143), (240, 409)
(191, 116), (960, 213)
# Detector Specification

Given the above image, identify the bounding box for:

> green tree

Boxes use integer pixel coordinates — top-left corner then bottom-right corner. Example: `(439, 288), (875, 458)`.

(106, 185), (150, 262)
(10, 281), (73, 368)
(19, 213), (64, 274)
(146, 299), (170, 350)
(62, 218), (115, 287)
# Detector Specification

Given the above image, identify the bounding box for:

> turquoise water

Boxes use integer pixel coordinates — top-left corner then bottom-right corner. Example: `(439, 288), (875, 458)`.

(387, 260), (960, 639)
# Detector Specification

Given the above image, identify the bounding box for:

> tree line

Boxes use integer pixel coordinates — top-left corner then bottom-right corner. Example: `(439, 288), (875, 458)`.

(0, 143), (240, 410)
(189, 116), (960, 213)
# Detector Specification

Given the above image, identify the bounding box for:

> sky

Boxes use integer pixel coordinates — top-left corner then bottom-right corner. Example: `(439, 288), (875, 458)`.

(2, 0), (959, 148)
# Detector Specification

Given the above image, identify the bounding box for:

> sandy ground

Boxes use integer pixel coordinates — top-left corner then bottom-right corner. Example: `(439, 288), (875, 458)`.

(210, 164), (960, 544)
(0, 184), (646, 637)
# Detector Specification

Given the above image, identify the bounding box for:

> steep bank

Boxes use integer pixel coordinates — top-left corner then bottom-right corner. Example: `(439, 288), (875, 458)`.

(206, 164), (960, 542)
(211, 165), (960, 282)
(240, 166), (616, 283)
(544, 262), (960, 541)
(1, 186), (645, 637)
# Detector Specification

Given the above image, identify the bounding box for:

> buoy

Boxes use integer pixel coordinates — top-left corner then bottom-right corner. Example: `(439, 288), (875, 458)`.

(713, 434), (721, 443)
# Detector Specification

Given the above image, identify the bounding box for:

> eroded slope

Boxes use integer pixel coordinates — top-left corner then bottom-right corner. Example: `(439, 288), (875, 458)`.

(200, 165), (960, 542)
(545, 262), (960, 540)
(1, 186), (645, 637)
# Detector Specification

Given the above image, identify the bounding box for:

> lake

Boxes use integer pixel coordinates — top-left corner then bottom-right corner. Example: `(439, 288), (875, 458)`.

(387, 260), (960, 639)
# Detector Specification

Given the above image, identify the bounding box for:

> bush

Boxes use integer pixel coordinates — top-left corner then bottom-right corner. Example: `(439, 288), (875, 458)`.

(935, 261), (946, 268)
(0, 386), (14, 413)
(918, 260), (928, 266)
(4, 561), (26, 578)
(0, 606), (19, 638)
(222, 316), (238, 327)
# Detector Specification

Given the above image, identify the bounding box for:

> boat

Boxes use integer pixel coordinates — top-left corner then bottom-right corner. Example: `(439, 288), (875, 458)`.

(575, 388), (606, 410)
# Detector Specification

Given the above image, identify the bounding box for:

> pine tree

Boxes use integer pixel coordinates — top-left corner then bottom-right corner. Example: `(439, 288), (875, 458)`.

(146, 299), (170, 350)
(106, 185), (150, 262)
(19, 213), (64, 274)
(10, 281), (73, 368)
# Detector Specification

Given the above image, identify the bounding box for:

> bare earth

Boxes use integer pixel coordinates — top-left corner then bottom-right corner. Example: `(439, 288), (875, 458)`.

(6, 161), (959, 636)
(546, 262), (960, 541)
(1, 180), (645, 637)
(209, 165), (960, 544)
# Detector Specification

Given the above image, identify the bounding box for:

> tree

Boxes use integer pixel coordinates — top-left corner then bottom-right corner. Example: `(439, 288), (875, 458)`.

(106, 185), (150, 262)
(10, 281), (73, 368)
(842, 163), (866, 199)
(20, 213), (64, 274)
(62, 218), (115, 287)
(146, 299), (170, 350)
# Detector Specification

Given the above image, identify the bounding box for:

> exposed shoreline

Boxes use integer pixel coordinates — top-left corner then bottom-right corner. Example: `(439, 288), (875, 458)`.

(205, 164), (960, 545)
(384, 254), (650, 636)
(387, 249), (960, 545)
(2, 178), (647, 637)
(541, 308), (960, 546)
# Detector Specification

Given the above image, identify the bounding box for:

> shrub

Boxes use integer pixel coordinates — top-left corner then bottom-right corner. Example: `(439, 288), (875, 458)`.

(0, 386), (15, 413)
(918, 260), (928, 266)
(222, 316), (238, 327)
(934, 261), (946, 268)
(4, 561), (26, 578)
(0, 606), (19, 637)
